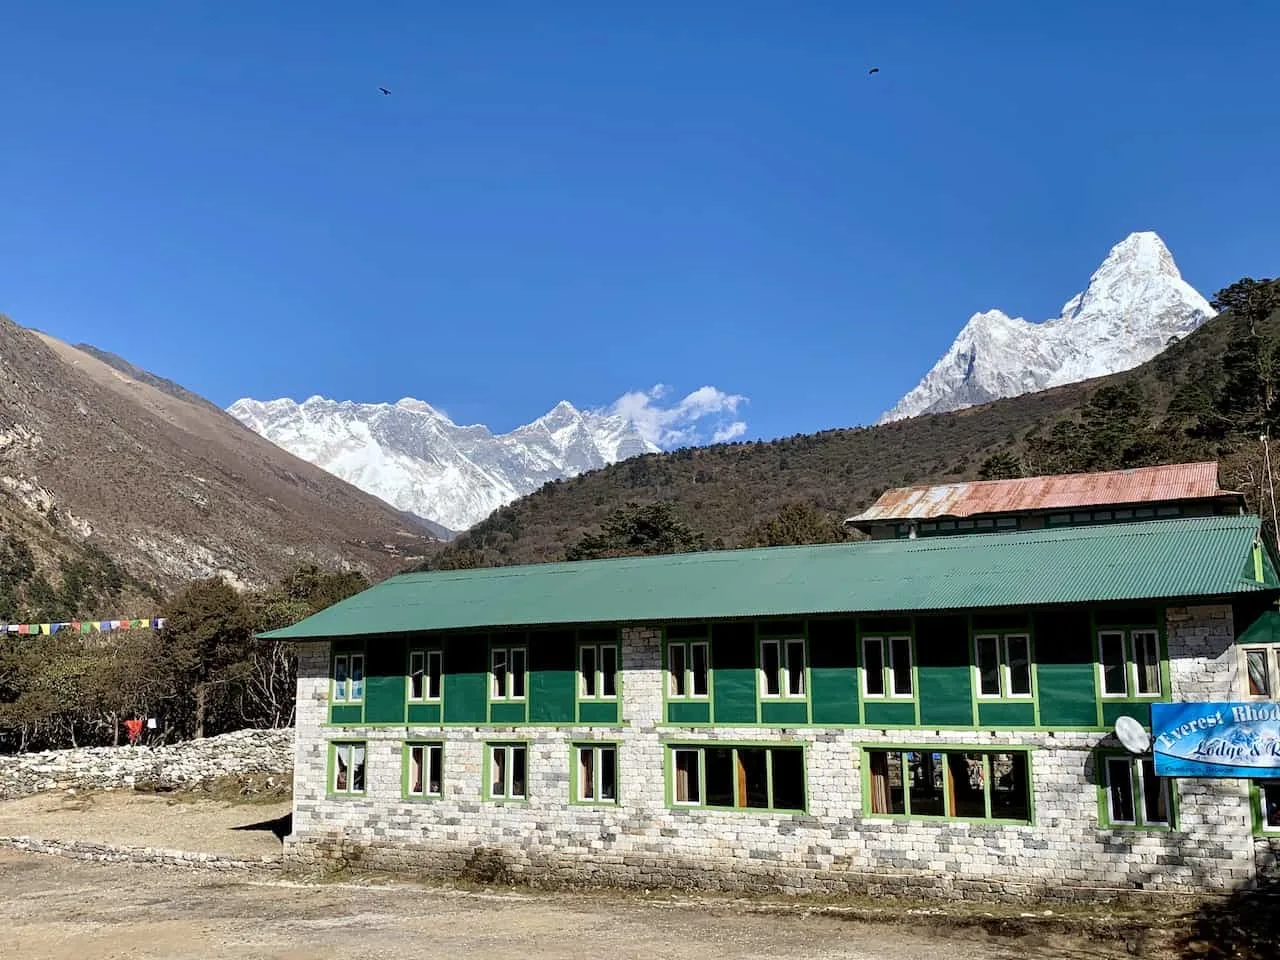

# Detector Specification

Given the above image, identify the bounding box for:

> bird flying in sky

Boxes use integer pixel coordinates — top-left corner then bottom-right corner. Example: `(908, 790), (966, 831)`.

(378, 86), (391, 95)
(868, 68), (880, 75)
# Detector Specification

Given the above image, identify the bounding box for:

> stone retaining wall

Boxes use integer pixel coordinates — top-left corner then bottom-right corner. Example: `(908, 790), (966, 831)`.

(0, 835), (281, 871)
(0, 728), (294, 799)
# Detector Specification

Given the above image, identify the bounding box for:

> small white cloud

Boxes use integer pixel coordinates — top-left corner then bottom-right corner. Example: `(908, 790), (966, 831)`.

(608, 384), (748, 449)
(712, 421), (747, 443)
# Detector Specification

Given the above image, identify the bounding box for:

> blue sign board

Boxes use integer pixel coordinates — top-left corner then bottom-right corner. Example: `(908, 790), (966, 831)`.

(1152, 702), (1280, 778)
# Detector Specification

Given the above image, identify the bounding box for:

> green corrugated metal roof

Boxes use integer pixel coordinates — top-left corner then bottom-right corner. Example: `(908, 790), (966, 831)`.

(262, 515), (1277, 641)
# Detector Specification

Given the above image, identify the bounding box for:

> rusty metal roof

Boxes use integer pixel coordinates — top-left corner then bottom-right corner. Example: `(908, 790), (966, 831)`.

(848, 462), (1238, 525)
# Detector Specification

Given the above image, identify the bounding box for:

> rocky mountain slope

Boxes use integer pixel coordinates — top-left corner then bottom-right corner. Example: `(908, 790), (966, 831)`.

(0, 316), (436, 590)
(880, 232), (1214, 422)
(228, 396), (659, 532)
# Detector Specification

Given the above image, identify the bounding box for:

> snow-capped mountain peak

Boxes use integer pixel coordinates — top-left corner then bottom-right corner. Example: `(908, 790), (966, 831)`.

(879, 231), (1213, 423)
(227, 395), (659, 532)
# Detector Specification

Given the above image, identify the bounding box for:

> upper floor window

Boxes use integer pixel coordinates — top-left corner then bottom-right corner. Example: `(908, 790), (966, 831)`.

(863, 635), (912, 698)
(1097, 628), (1162, 697)
(1241, 645), (1280, 698)
(668, 639), (709, 699)
(973, 633), (1032, 699)
(1102, 755), (1172, 828)
(760, 637), (806, 699)
(491, 646), (527, 701)
(408, 649), (442, 702)
(579, 642), (618, 700)
(332, 653), (364, 703)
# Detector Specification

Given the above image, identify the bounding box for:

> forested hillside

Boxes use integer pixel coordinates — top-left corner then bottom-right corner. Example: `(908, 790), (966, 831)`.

(432, 277), (1280, 568)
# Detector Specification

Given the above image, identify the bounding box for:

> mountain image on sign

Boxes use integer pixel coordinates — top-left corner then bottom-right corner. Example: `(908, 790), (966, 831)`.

(1115, 716), (1152, 754)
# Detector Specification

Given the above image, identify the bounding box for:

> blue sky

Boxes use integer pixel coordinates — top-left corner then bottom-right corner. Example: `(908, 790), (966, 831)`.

(1, 2), (1277, 444)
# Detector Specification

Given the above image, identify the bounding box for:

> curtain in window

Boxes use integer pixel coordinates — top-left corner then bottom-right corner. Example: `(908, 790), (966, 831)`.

(869, 752), (890, 814)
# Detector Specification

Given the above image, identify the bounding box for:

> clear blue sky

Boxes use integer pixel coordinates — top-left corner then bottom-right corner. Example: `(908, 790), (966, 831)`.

(1, 1), (1277, 442)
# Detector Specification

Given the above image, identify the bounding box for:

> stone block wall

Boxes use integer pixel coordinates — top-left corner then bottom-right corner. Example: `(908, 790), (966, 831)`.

(286, 606), (1264, 898)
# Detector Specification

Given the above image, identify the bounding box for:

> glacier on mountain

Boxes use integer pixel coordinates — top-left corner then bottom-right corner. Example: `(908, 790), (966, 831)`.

(227, 396), (660, 533)
(879, 232), (1214, 423)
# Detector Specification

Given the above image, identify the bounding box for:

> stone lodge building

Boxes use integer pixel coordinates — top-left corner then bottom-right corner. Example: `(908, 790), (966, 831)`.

(265, 462), (1280, 899)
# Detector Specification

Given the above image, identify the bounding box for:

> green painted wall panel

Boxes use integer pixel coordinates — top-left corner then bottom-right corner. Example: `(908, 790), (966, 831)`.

(443, 633), (488, 724)
(406, 703), (441, 724)
(490, 701), (527, 723)
(915, 615), (974, 726)
(329, 704), (363, 724)
(761, 701), (808, 725)
(712, 622), (757, 724)
(364, 635), (407, 723)
(667, 701), (711, 724)
(1103, 701), (1151, 728)
(577, 701), (618, 724)
(977, 701), (1036, 727)
(863, 700), (916, 726)
(529, 629), (576, 723)
(1034, 610), (1099, 726)
(808, 619), (859, 724)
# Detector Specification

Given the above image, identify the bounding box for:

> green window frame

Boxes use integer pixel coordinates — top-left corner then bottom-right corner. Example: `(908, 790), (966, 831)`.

(328, 741), (367, 796)
(861, 634), (913, 699)
(578, 641), (619, 701)
(407, 648), (442, 703)
(973, 632), (1033, 700)
(332, 653), (365, 703)
(667, 743), (807, 813)
(486, 742), (528, 801)
(572, 742), (619, 804)
(861, 747), (1033, 824)
(666, 639), (710, 699)
(1252, 780), (1280, 835)
(403, 741), (443, 799)
(490, 645), (527, 701)
(759, 636), (806, 700)
(1240, 644), (1280, 699)
(1098, 753), (1175, 829)
(1097, 628), (1163, 698)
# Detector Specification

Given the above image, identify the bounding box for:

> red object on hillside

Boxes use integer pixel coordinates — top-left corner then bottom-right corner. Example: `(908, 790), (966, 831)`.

(124, 719), (144, 744)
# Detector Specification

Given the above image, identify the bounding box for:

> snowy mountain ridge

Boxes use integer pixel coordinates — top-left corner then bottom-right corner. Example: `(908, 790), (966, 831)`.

(879, 232), (1215, 423)
(228, 395), (660, 533)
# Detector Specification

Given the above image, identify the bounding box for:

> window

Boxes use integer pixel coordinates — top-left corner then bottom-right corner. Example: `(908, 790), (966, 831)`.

(408, 650), (442, 702)
(330, 741), (366, 795)
(491, 646), (527, 700)
(864, 748), (1031, 823)
(406, 742), (442, 797)
(1103, 755), (1173, 828)
(760, 638), (806, 699)
(669, 745), (806, 812)
(1242, 645), (1280, 698)
(1097, 628), (1163, 697)
(488, 743), (527, 799)
(668, 640), (709, 699)
(863, 635), (912, 698)
(575, 744), (618, 803)
(973, 634), (1032, 699)
(332, 653), (364, 703)
(1259, 781), (1280, 833)
(579, 643), (618, 700)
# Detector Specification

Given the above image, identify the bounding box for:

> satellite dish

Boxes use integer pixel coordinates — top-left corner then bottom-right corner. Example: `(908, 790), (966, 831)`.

(1115, 716), (1151, 754)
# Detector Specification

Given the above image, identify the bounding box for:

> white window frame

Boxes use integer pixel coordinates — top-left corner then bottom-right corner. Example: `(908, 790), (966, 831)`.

(575, 744), (618, 803)
(1104, 755), (1137, 825)
(862, 635), (913, 699)
(972, 633), (1033, 700)
(1130, 629), (1162, 697)
(1097, 630), (1129, 697)
(1240, 644), (1280, 699)
(332, 653), (365, 703)
(1097, 628), (1163, 699)
(578, 642), (619, 701)
(406, 742), (443, 798)
(490, 646), (527, 701)
(759, 637), (806, 700)
(667, 640), (710, 700)
(407, 649), (442, 702)
(1104, 754), (1173, 828)
(488, 743), (528, 800)
(672, 748), (701, 805)
(1258, 780), (1280, 833)
(330, 741), (366, 795)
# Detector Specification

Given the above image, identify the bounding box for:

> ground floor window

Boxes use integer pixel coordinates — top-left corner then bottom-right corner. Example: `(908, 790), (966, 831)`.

(575, 744), (618, 803)
(405, 742), (442, 797)
(1260, 781), (1280, 832)
(669, 744), (806, 812)
(1102, 755), (1173, 828)
(864, 748), (1031, 823)
(330, 741), (366, 795)
(488, 743), (528, 800)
